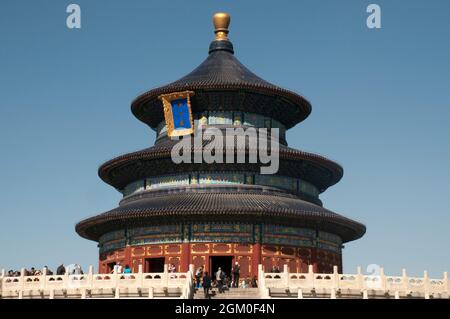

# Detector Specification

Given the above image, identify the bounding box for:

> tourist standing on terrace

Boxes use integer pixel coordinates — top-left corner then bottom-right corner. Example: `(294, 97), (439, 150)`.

(202, 272), (212, 299)
(195, 266), (203, 289)
(232, 262), (240, 288)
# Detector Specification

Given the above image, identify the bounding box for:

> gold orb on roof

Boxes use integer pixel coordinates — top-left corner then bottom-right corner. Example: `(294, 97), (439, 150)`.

(213, 12), (231, 41)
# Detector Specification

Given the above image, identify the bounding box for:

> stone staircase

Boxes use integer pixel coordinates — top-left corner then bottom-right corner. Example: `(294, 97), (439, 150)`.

(194, 287), (260, 299)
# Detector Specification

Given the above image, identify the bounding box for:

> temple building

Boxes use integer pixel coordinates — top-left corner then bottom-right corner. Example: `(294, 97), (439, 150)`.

(75, 13), (366, 278)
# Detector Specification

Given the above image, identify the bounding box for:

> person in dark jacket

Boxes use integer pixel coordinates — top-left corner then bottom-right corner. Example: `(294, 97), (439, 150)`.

(202, 272), (212, 298)
(216, 267), (226, 293)
(232, 262), (240, 288)
(195, 266), (203, 289)
(251, 276), (258, 288)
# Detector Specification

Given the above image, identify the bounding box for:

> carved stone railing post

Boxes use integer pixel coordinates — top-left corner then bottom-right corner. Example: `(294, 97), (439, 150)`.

(0, 268), (3, 297)
(332, 265), (339, 289)
(423, 270), (430, 299)
(88, 265), (94, 289)
(308, 265), (314, 289)
(185, 264), (195, 299)
(41, 267), (47, 291)
(63, 271), (69, 298)
(401, 268), (409, 293)
(379, 267), (386, 292)
(362, 289), (368, 299)
(148, 287), (154, 299)
(258, 264), (267, 298)
(330, 288), (336, 299)
(163, 264), (169, 288)
(356, 266), (364, 290)
(283, 264), (289, 289)
(138, 264), (143, 288)
(113, 265), (119, 299)
(20, 267), (25, 298)
(443, 272), (449, 294)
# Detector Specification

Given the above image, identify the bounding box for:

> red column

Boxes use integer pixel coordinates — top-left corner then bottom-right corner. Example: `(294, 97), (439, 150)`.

(124, 246), (132, 269)
(205, 254), (210, 275)
(180, 243), (191, 272)
(311, 248), (318, 272)
(252, 243), (262, 276)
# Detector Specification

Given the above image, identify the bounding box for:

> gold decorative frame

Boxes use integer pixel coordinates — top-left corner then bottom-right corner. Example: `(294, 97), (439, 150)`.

(158, 90), (195, 137)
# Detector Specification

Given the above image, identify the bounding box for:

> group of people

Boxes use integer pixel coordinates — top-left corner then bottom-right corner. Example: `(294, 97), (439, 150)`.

(5, 263), (84, 277)
(6, 268), (51, 277)
(194, 262), (258, 298)
(108, 262), (177, 274)
(109, 262), (132, 274)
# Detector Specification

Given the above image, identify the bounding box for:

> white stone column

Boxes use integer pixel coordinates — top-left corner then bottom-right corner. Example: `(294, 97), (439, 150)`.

(258, 264), (263, 273)
(332, 265), (339, 289)
(0, 268), (3, 296)
(307, 264), (314, 288)
(258, 264), (265, 298)
(189, 264), (195, 286)
(148, 287), (154, 299)
(401, 268), (409, 293)
(189, 264), (195, 298)
(362, 289), (368, 299)
(379, 267), (386, 291)
(88, 265), (93, 289)
(163, 264), (169, 288)
(356, 266), (364, 290)
(443, 271), (449, 294)
(283, 264), (289, 289)
(330, 288), (336, 299)
(423, 270), (430, 299)
(41, 267), (47, 291)
(63, 270), (70, 294)
(20, 267), (25, 296)
(138, 264), (143, 288)
(113, 265), (119, 292)
(297, 288), (303, 299)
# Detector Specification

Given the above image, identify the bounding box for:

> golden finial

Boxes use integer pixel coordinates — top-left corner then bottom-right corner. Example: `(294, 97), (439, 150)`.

(213, 12), (231, 41)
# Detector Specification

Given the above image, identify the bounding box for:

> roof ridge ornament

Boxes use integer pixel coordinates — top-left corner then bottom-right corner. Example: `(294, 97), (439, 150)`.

(209, 12), (234, 54)
(213, 12), (231, 41)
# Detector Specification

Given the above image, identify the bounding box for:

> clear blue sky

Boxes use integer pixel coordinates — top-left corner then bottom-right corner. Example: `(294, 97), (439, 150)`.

(0, 0), (449, 277)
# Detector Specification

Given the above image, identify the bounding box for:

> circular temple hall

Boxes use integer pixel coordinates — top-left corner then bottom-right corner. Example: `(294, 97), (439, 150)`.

(75, 13), (366, 278)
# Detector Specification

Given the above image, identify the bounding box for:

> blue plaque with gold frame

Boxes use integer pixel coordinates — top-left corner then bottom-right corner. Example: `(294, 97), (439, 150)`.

(158, 90), (195, 137)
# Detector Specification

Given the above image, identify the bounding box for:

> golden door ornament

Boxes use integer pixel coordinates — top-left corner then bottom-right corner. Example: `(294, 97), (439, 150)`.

(158, 90), (195, 137)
